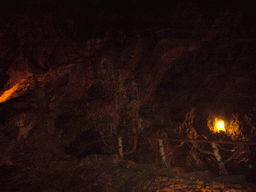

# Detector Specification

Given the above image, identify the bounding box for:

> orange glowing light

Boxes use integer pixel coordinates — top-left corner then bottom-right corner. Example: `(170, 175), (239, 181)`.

(0, 83), (19, 103)
(215, 119), (225, 132)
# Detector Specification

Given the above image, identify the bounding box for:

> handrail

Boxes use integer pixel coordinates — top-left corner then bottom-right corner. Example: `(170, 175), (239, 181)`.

(78, 135), (255, 175)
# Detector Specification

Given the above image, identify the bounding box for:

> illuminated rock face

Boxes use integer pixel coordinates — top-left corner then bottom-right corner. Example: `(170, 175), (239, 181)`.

(0, 83), (19, 103)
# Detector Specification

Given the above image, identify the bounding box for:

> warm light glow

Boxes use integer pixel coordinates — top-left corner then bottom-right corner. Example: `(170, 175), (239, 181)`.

(0, 83), (19, 103)
(215, 119), (226, 132)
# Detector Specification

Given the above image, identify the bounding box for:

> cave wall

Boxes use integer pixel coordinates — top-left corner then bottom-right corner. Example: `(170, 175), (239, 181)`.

(0, 10), (255, 172)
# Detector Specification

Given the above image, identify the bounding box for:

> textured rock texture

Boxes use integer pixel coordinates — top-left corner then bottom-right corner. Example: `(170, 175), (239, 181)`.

(0, 1), (256, 190)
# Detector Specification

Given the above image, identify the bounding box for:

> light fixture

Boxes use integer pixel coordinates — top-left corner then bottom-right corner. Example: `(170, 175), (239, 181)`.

(214, 119), (225, 132)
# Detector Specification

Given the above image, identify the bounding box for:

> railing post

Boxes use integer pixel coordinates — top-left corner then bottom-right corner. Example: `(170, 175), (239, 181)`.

(211, 142), (228, 175)
(118, 136), (123, 159)
(158, 139), (168, 168)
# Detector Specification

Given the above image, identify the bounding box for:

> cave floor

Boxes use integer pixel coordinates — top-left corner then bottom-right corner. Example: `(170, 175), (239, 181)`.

(1, 154), (255, 192)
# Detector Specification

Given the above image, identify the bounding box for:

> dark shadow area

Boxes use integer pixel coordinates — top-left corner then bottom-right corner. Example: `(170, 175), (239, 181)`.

(63, 129), (103, 158)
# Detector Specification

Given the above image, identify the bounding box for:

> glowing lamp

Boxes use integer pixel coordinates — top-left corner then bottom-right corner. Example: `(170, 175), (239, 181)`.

(215, 119), (225, 132)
